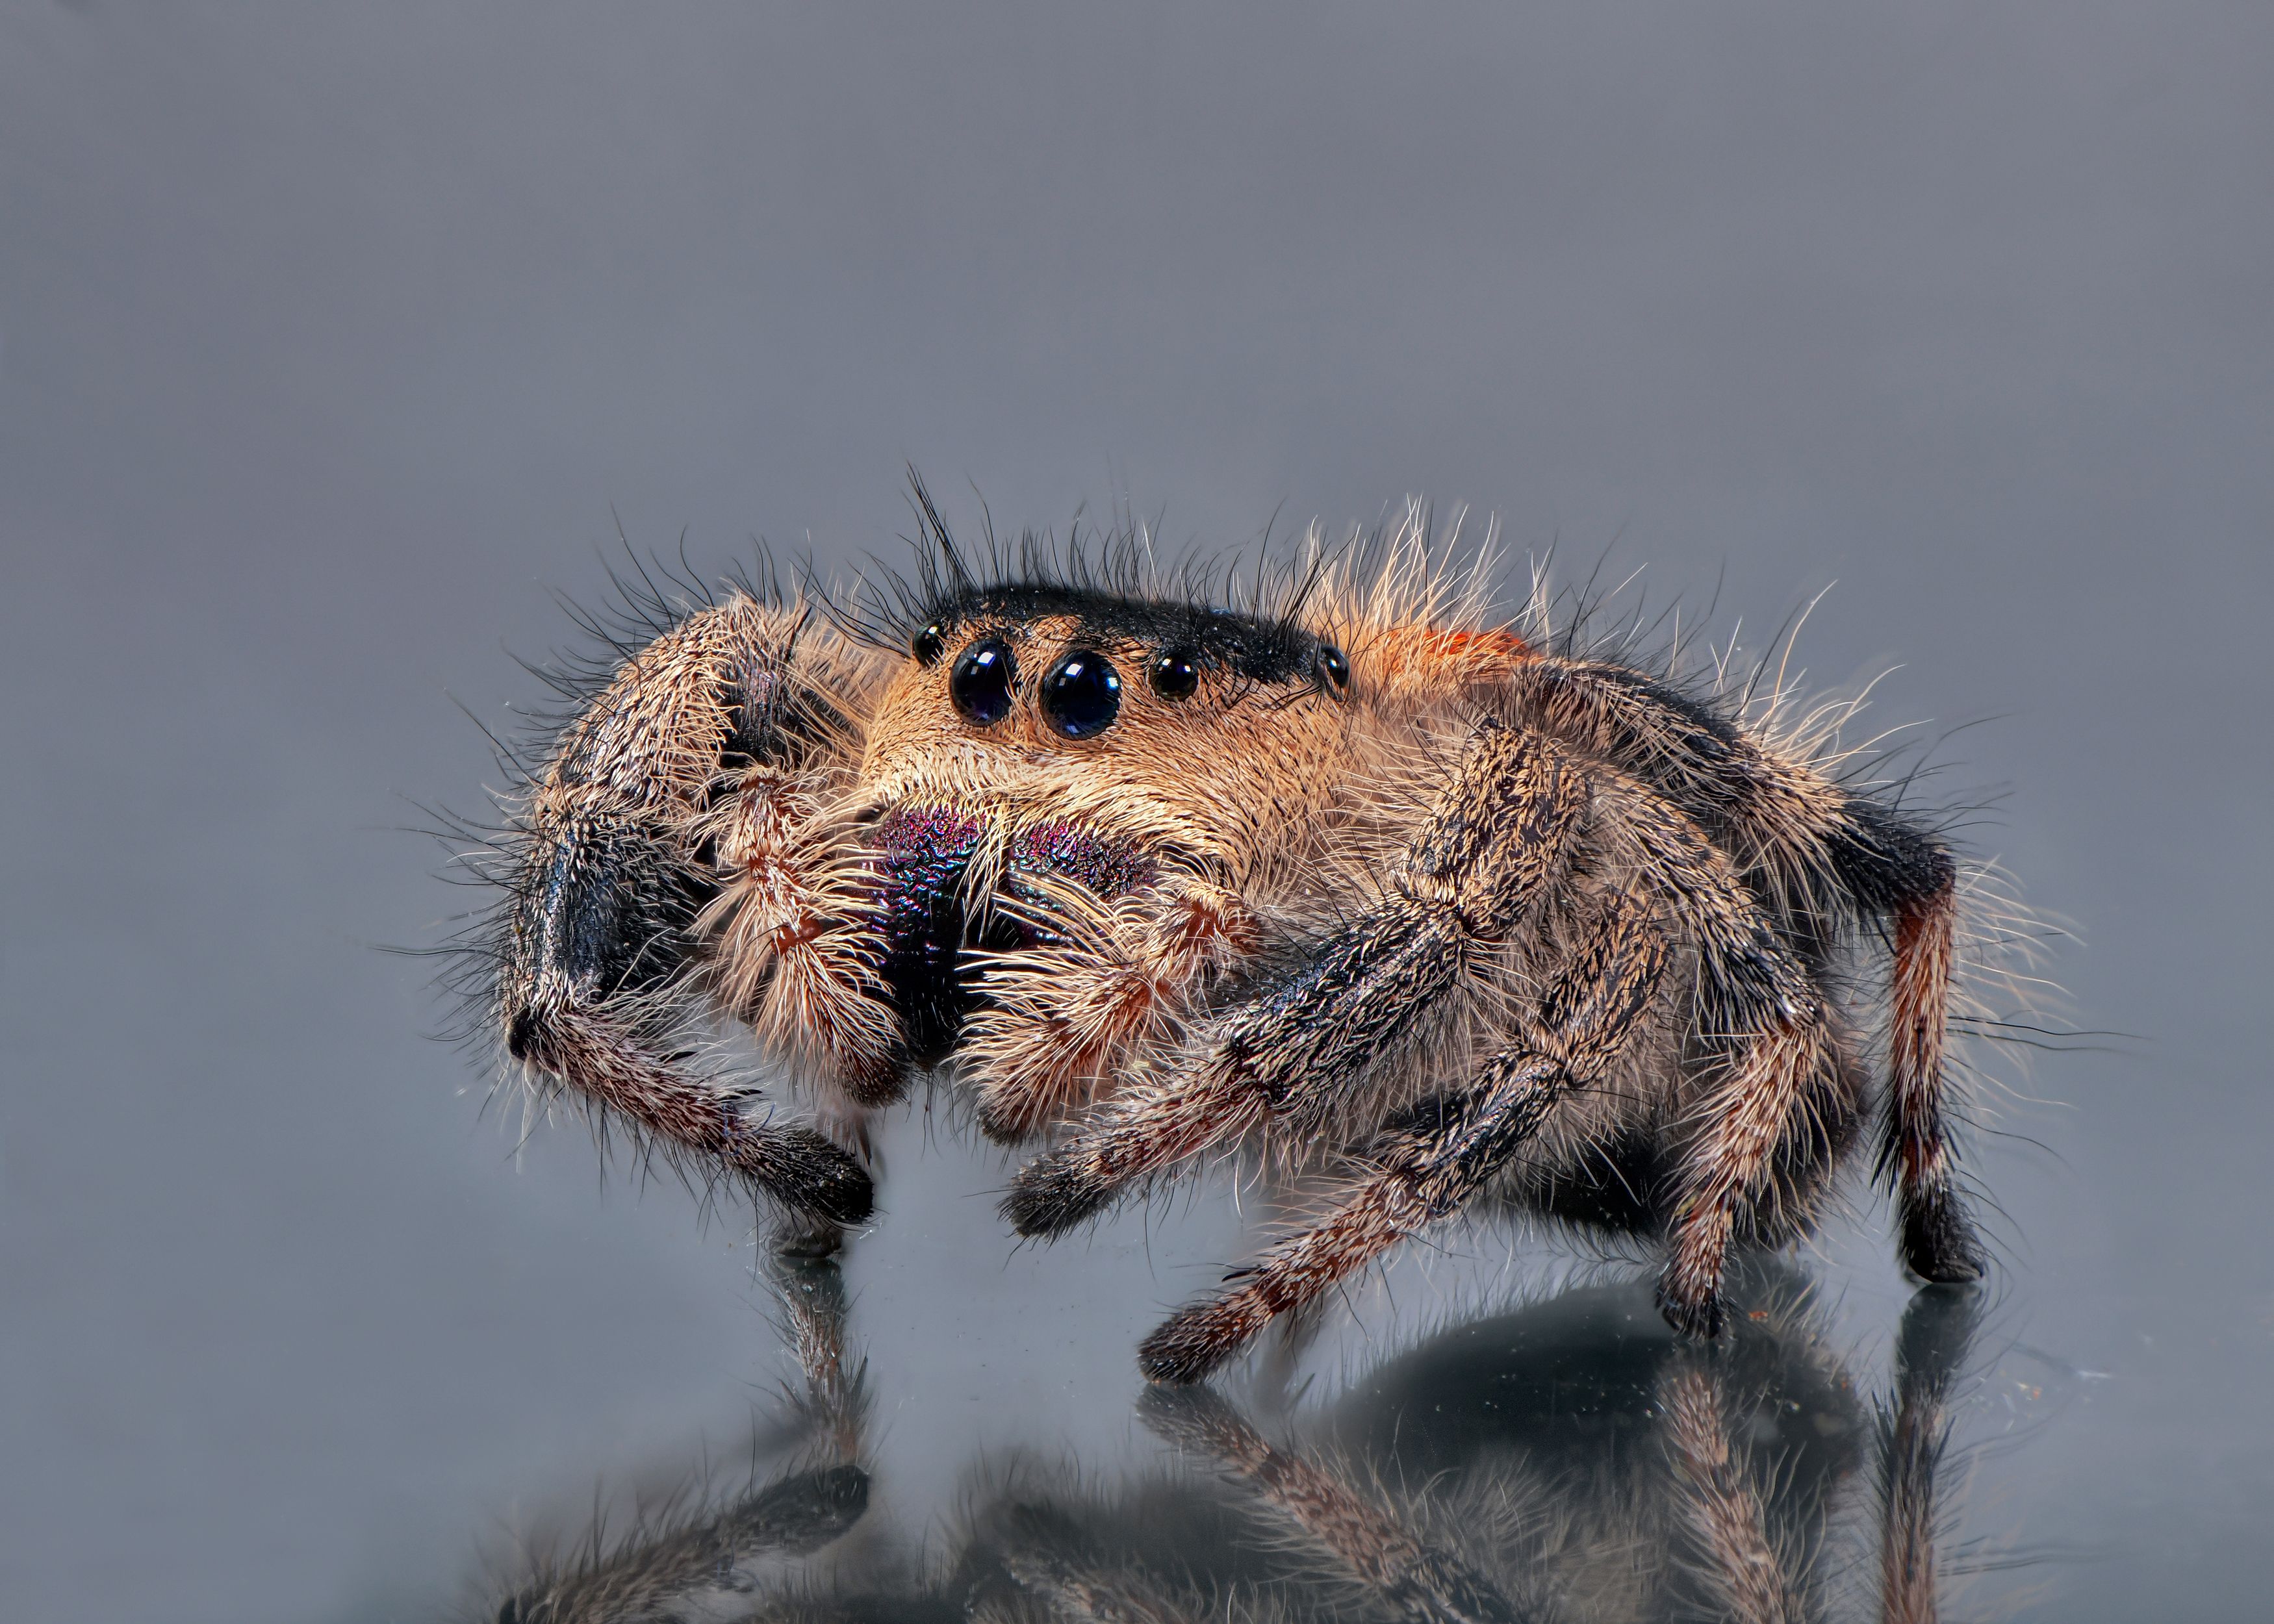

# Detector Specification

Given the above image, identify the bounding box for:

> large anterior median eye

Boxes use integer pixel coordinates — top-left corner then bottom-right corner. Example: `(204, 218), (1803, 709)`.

(1041, 649), (1121, 739)
(950, 639), (1017, 726)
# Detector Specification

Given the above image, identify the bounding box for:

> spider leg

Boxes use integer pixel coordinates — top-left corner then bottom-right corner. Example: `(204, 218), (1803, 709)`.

(498, 600), (891, 1224)
(1500, 659), (1986, 1284)
(1006, 710), (1864, 1346)
(1654, 1013), (1841, 1339)
(1878, 854), (1986, 1284)
(1140, 1386), (1527, 1624)
(1499, 657), (1848, 884)
(489, 1456), (870, 1624)
(1601, 783), (1848, 1340)
(1004, 721), (1587, 1238)
(507, 950), (874, 1226)
(1138, 898), (1668, 1384)
(489, 1253), (871, 1624)
(765, 1250), (869, 1465)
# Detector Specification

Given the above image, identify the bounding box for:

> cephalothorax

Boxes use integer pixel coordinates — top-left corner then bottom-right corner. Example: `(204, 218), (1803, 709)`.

(475, 496), (1993, 1383)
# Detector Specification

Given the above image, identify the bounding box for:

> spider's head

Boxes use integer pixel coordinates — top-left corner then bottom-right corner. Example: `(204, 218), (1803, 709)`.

(856, 587), (1354, 1059)
(863, 587), (1353, 822)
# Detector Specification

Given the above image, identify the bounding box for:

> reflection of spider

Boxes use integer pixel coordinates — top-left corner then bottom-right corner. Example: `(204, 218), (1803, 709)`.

(478, 1257), (1989, 1624)
(469, 490), (1999, 1382)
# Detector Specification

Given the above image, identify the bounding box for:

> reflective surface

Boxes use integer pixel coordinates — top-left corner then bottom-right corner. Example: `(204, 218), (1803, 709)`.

(479, 1258), (2013, 1624)
(2, 5), (2269, 1620)
(439, 1109), (2099, 1624)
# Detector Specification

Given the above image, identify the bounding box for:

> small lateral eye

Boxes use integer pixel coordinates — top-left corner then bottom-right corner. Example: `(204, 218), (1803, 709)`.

(1041, 649), (1122, 739)
(912, 622), (947, 665)
(1317, 643), (1351, 692)
(950, 639), (1017, 726)
(1149, 648), (1199, 700)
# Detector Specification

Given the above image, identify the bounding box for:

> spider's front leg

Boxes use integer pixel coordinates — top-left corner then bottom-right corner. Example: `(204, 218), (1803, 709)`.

(1138, 896), (1669, 1384)
(496, 599), (895, 1227)
(1003, 720), (1587, 1242)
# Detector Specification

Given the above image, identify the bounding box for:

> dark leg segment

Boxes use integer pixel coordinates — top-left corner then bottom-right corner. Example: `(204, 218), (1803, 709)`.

(512, 989), (873, 1224)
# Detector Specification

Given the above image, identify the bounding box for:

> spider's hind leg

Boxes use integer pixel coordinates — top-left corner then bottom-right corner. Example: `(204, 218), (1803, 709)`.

(1839, 813), (1986, 1286)
(1878, 1282), (1981, 1624)
(1499, 658), (1987, 1289)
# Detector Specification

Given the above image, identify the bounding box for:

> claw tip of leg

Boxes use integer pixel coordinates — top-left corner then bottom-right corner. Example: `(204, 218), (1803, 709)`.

(774, 1137), (876, 1227)
(1654, 1277), (1726, 1340)
(504, 1006), (543, 1063)
(799, 1183), (873, 1230)
(1900, 1187), (1987, 1284)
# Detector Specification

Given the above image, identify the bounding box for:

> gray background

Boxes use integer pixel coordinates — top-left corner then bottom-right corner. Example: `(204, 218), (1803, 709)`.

(3, 3), (2269, 1619)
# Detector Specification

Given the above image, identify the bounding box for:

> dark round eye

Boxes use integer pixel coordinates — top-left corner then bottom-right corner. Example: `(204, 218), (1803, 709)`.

(1149, 648), (1199, 700)
(1317, 643), (1350, 692)
(912, 621), (947, 666)
(1041, 649), (1122, 739)
(950, 639), (1017, 726)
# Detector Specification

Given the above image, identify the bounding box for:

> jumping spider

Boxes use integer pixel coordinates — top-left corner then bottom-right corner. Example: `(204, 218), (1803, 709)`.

(471, 493), (1993, 1384)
